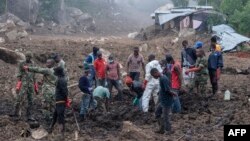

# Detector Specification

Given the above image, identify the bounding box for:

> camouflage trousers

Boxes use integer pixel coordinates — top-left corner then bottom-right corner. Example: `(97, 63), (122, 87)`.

(41, 85), (55, 121)
(189, 75), (208, 95)
(15, 85), (34, 116)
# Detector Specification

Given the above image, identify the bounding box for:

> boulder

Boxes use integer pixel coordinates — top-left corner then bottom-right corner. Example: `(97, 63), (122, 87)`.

(7, 0), (39, 24)
(128, 32), (139, 39)
(179, 28), (196, 37)
(64, 7), (96, 32)
(0, 47), (25, 64)
(0, 37), (5, 43)
(31, 127), (48, 140)
(5, 30), (18, 41)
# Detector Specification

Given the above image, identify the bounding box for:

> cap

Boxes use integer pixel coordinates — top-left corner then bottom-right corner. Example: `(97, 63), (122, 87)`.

(195, 41), (203, 49)
(25, 51), (33, 58)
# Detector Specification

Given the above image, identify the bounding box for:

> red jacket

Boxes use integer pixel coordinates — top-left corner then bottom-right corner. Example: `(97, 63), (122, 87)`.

(94, 58), (106, 79)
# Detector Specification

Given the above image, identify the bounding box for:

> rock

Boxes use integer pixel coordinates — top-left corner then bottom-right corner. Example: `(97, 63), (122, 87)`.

(139, 43), (148, 52)
(121, 121), (153, 140)
(31, 127), (48, 140)
(37, 23), (44, 27)
(128, 32), (139, 39)
(7, 0), (39, 24)
(63, 7), (96, 32)
(179, 28), (195, 37)
(236, 68), (242, 74)
(0, 47), (25, 64)
(6, 30), (18, 41)
(0, 37), (5, 43)
(17, 30), (28, 38)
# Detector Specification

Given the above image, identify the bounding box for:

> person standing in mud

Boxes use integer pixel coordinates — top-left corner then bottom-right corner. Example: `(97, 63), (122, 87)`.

(181, 40), (197, 87)
(150, 68), (174, 135)
(23, 59), (57, 122)
(48, 67), (68, 135)
(185, 49), (208, 96)
(141, 54), (162, 113)
(165, 54), (182, 113)
(126, 47), (145, 81)
(208, 44), (223, 96)
(106, 55), (123, 100)
(12, 51), (37, 121)
(84, 47), (99, 86)
(78, 65), (97, 121)
(53, 54), (69, 81)
(94, 51), (107, 87)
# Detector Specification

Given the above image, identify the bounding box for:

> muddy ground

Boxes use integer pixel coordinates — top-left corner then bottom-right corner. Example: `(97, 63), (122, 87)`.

(0, 35), (250, 141)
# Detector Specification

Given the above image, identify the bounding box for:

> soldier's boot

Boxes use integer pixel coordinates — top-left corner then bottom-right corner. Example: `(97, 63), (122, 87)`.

(48, 119), (56, 134)
(26, 107), (35, 121)
(154, 118), (165, 134)
(10, 104), (21, 117)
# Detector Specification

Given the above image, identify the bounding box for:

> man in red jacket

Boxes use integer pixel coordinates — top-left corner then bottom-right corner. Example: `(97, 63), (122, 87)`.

(94, 51), (107, 87)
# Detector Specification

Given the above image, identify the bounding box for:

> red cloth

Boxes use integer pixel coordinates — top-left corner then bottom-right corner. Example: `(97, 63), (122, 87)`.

(94, 58), (106, 79)
(171, 61), (182, 89)
(16, 80), (22, 91)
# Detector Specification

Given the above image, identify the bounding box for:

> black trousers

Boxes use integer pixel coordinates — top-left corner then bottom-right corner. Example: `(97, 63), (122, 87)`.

(52, 103), (65, 125)
(155, 104), (171, 131)
(129, 72), (140, 81)
(209, 69), (218, 94)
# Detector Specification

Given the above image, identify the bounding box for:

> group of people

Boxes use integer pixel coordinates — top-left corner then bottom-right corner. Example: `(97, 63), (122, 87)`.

(11, 36), (223, 136)
(12, 53), (69, 135)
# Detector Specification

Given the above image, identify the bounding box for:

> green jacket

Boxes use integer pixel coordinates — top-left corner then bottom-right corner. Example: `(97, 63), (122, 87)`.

(28, 67), (57, 87)
(17, 60), (35, 87)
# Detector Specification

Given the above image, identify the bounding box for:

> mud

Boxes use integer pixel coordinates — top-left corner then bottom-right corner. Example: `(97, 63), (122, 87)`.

(0, 35), (250, 140)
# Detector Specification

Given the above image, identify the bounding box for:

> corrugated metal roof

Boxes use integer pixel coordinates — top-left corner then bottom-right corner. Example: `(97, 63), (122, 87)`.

(158, 12), (193, 25)
(212, 24), (235, 34)
(212, 24), (250, 52)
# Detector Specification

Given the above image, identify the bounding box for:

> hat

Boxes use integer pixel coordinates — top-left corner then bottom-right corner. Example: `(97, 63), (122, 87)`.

(124, 75), (133, 85)
(195, 41), (203, 49)
(97, 51), (102, 56)
(25, 51), (33, 58)
(108, 55), (114, 63)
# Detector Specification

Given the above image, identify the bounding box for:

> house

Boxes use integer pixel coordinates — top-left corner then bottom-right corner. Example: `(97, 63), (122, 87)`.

(152, 5), (225, 32)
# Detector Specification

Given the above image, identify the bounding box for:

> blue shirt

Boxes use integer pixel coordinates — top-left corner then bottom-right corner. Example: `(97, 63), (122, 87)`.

(208, 51), (223, 70)
(78, 76), (91, 94)
(85, 53), (97, 65)
(159, 75), (173, 107)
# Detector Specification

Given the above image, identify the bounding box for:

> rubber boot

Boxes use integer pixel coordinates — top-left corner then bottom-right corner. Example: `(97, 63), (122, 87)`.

(48, 120), (56, 134)
(26, 106), (35, 121)
(10, 104), (20, 117)
(154, 118), (164, 134)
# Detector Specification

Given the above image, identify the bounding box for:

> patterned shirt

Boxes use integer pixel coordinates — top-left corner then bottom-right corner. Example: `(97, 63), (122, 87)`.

(195, 56), (208, 76)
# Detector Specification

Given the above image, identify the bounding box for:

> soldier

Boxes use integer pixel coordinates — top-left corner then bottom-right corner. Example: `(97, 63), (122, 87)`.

(12, 51), (37, 121)
(185, 49), (208, 96)
(24, 59), (57, 121)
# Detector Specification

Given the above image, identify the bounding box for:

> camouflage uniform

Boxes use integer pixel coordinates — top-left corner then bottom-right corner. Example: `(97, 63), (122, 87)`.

(14, 59), (35, 119)
(190, 56), (208, 95)
(28, 67), (57, 120)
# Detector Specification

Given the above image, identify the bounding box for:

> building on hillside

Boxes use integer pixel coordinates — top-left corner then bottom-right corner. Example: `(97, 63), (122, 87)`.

(151, 5), (226, 33)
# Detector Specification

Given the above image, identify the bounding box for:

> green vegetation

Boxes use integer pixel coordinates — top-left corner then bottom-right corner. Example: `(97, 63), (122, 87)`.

(38, 0), (61, 21)
(172, 0), (189, 7)
(0, 0), (6, 15)
(197, 0), (250, 35)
